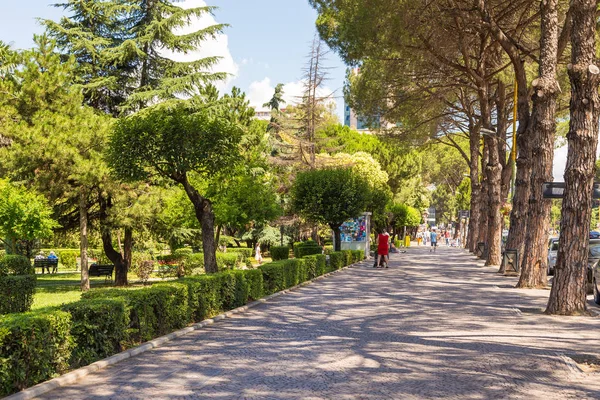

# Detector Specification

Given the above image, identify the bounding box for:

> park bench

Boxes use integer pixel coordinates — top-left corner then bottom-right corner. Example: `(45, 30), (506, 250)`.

(89, 264), (114, 282)
(34, 258), (58, 274)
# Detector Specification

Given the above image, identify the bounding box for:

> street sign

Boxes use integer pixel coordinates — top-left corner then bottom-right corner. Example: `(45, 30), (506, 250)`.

(458, 210), (470, 219)
(542, 182), (600, 199)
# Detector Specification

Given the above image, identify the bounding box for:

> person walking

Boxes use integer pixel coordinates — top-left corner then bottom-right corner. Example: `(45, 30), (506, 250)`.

(445, 230), (450, 247)
(254, 242), (263, 265)
(430, 228), (438, 253)
(376, 229), (390, 268)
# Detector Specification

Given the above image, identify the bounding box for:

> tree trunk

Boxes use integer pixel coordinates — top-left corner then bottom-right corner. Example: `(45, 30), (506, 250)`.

(98, 194), (127, 286)
(215, 224), (222, 248)
(117, 227), (132, 286)
(467, 124), (481, 252)
(179, 174), (218, 273)
(505, 59), (532, 271)
(482, 84), (503, 267)
(477, 142), (490, 247)
(518, 0), (560, 288)
(332, 225), (342, 251)
(547, 0), (600, 314)
(80, 189), (89, 292)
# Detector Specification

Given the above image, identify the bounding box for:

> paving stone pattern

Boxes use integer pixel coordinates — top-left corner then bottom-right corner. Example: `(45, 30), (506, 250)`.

(38, 247), (600, 399)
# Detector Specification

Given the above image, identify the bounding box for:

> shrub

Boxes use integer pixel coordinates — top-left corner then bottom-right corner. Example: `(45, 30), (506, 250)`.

(0, 275), (37, 314)
(0, 310), (73, 396)
(303, 254), (326, 279)
(173, 247), (193, 257)
(270, 246), (290, 261)
(216, 252), (238, 271)
(182, 253), (205, 276)
(228, 248), (252, 258)
(181, 275), (223, 321)
(323, 245), (334, 255)
(342, 250), (353, 266)
(218, 235), (236, 248)
(259, 259), (306, 295)
(244, 269), (264, 300)
(351, 250), (364, 263)
(220, 271), (248, 310)
(0, 254), (34, 275)
(62, 299), (129, 368)
(83, 284), (188, 342)
(329, 251), (345, 271)
(293, 240), (322, 258)
(136, 260), (155, 284)
(55, 249), (79, 270)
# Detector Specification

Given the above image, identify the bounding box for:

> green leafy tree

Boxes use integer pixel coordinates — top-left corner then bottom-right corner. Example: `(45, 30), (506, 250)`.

(389, 202), (421, 239)
(291, 168), (370, 251)
(45, 0), (227, 113)
(108, 100), (245, 273)
(0, 180), (58, 258)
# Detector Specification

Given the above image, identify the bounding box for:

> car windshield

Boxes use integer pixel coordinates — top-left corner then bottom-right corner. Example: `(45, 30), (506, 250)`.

(590, 243), (600, 258)
(551, 242), (558, 251)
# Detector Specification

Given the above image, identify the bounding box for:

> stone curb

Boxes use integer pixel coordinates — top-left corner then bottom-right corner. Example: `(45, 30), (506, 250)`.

(4, 260), (363, 400)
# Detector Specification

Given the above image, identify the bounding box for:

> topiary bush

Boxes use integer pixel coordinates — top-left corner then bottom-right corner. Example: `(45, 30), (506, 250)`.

(216, 252), (238, 271)
(259, 259), (307, 294)
(303, 254), (326, 279)
(270, 246), (290, 261)
(0, 254), (34, 275)
(293, 240), (322, 258)
(342, 250), (353, 266)
(182, 253), (205, 276)
(55, 249), (79, 270)
(83, 284), (188, 342)
(62, 298), (129, 367)
(244, 269), (264, 300)
(329, 251), (345, 271)
(173, 247), (193, 257)
(351, 250), (364, 263)
(0, 275), (37, 314)
(0, 310), (73, 396)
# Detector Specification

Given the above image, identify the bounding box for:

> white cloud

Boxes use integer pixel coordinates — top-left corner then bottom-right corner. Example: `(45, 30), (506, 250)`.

(160, 0), (238, 90)
(247, 77), (337, 112)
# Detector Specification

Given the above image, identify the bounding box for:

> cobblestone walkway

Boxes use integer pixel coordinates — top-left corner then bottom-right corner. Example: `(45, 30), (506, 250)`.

(38, 247), (600, 399)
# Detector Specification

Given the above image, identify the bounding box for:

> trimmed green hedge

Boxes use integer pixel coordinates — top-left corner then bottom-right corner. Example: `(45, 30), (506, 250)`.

(270, 246), (290, 261)
(82, 284), (189, 342)
(55, 249), (78, 270)
(329, 251), (345, 271)
(62, 298), (129, 367)
(0, 275), (37, 314)
(0, 255), (34, 275)
(293, 240), (322, 258)
(0, 310), (73, 396)
(303, 254), (326, 279)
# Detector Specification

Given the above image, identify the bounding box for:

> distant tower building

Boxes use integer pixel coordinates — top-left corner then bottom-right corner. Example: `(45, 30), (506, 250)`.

(344, 104), (380, 132)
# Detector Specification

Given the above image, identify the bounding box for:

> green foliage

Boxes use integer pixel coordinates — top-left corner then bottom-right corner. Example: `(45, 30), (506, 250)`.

(328, 251), (345, 271)
(390, 203), (422, 230)
(216, 252), (239, 271)
(0, 254), (34, 275)
(82, 284), (188, 342)
(62, 299), (129, 368)
(55, 249), (78, 270)
(351, 250), (365, 263)
(0, 310), (73, 396)
(244, 269), (264, 300)
(0, 275), (37, 314)
(303, 254), (327, 279)
(173, 248), (193, 257)
(270, 246), (290, 261)
(293, 241), (322, 258)
(292, 168), (370, 232)
(109, 102), (244, 183)
(0, 180), (58, 257)
(182, 253), (205, 276)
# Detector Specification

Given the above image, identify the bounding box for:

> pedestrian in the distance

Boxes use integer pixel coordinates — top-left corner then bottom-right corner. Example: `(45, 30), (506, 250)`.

(445, 230), (450, 246)
(376, 229), (390, 268)
(430, 229), (438, 253)
(255, 242), (263, 265)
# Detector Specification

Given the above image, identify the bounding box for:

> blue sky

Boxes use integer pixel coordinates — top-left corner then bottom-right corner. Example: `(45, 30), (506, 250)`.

(0, 0), (347, 119)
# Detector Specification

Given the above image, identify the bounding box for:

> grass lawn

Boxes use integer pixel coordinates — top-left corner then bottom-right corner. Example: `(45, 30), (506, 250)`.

(32, 271), (169, 310)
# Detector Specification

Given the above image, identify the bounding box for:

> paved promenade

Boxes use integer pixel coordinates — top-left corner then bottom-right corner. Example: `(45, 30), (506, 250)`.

(38, 247), (600, 399)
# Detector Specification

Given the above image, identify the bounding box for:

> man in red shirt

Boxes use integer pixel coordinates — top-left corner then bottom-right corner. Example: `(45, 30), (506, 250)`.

(376, 229), (390, 268)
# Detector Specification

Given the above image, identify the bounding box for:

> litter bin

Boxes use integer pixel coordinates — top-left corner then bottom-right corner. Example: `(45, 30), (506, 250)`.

(404, 235), (411, 247)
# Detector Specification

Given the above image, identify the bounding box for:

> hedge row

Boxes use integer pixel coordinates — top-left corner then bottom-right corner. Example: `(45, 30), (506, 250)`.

(0, 255), (36, 314)
(293, 240), (322, 258)
(0, 250), (364, 396)
(270, 246), (290, 261)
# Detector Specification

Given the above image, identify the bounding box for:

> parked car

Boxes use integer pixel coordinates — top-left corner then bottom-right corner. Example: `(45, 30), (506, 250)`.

(588, 239), (600, 301)
(590, 231), (600, 239)
(547, 238), (559, 275)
